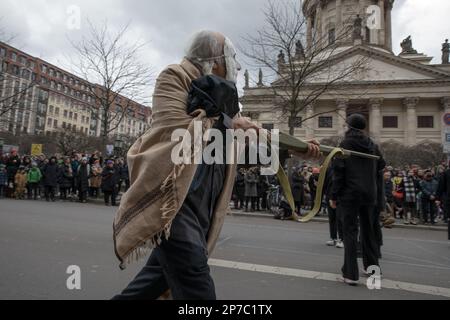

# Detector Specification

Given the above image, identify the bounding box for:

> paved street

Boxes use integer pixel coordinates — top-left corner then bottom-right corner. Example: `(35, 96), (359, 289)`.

(0, 199), (449, 300)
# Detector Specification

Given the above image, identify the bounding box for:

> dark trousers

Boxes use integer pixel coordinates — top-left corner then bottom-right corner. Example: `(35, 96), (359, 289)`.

(60, 187), (69, 200)
(339, 203), (380, 281)
(45, 186), (55, 201)
(245, 197), (257, 211)
(112, 238), (215, 300)
(104, 191), (117, 205)
(28, 183), (39, 200)
(328, 203), (343, 241)
(79, 190), (87, 202)
(421, 198), (435, 223)
(0, 185), (4, 198)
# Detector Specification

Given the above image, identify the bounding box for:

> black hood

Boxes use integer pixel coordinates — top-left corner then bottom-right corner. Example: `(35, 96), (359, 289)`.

(342, 129), (376, 154)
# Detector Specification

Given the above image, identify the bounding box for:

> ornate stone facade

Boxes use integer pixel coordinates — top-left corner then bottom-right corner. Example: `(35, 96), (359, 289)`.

(241, 0), (450, 147)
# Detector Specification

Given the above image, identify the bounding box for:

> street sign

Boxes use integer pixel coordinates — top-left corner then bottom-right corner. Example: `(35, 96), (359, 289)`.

(106, 145), (114, 156)
(444, 113), (450, 126)
(31, 144), (43, 156)
(444, 127), (450, 153)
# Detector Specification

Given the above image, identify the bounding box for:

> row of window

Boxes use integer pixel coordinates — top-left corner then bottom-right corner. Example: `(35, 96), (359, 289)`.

(0, 47), (36, 69)
(264, 115), (436, 130)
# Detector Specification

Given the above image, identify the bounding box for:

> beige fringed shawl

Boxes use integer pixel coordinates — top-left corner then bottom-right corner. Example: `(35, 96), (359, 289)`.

(113, 59), (237, 269)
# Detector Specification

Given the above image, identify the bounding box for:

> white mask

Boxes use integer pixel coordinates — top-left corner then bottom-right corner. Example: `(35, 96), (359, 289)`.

(224, 37), (241, 83)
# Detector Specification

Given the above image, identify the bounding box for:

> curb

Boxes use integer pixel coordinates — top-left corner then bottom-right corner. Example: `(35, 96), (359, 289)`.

(228, 210), (448, 232)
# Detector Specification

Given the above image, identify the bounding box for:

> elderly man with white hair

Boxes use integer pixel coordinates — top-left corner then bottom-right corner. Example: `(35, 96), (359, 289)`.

(112, 30), (320, 300)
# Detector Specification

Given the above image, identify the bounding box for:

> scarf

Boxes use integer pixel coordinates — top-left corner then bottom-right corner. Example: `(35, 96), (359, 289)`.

(403, 176), (416, 203)
(113, 59), (237, 269)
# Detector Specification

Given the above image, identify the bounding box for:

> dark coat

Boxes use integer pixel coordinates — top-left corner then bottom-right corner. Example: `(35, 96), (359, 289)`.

(331, 129), (386, 206)
(76, 164), (90, 192)
(234, 171), (245, 197)
(292, 171), (305, 203)
(101, 166), (119, 192)
(42, 163), (59, 187)
(58, 164), (73, 188)
(119, 164), (129, 181)
(244, 172), (258, 197)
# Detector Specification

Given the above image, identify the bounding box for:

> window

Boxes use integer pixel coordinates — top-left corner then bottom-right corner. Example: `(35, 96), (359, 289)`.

(64, 110), (68, 118)
(262, 123), (274, 130)
(49, 105), (54, 114)
(86, 117), (90, 124)
(82, 116), (85, 123)
(49, 69), (55, 77)
(74, 113), (78, 121)
(85, 128), (88, 134)
(73, 125), (76, 131)
(11, 65), (20, 76)
(328, 28), (336, 45)
(69, 111), (73, 119)
(11, 52), (17, 61)
(41, 64), (48, 73)
(62, 122), (66, 129)
(418, 116), (434, 128)
(29, 61), (35, 69)
(319, 116), (333, 128)
(0, 47), (6, 57)
(19, 56), (27, 65)
(383, 116), (398, 128)
(67, 123), (71, 130)
(47, 118), (52, 126)
(53, 119), (58, 128)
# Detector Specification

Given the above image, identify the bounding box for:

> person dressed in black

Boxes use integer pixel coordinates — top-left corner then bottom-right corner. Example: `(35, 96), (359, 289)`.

(436, 165), (450, 240)
(233, 168), (246, 210)
(291, 168), (305, 215)
(42, 157), (59, 202)
(324, 166), (343, 248)
(101, 160), (119, 206)
(330, 114), (386, 285)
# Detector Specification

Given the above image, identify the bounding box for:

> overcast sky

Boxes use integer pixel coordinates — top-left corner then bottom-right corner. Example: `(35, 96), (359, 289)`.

(1, 0), (449, 102)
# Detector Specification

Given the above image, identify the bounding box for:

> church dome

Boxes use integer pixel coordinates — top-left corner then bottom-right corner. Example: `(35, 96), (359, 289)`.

(302, 0), (394, 51)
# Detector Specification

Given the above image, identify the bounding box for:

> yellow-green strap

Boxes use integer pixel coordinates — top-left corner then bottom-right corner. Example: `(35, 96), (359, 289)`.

(296, 148), (344, 223)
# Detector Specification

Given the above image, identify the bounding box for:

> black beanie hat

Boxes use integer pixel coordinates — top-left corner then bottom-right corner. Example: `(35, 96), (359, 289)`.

(347, 113), (367, 130)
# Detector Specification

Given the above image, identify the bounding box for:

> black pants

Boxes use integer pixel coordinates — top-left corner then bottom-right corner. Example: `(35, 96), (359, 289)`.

(79, 190), (87, 202)
(112, 238), (215, 300)
(245, 197), (257, 211)
(28, 183), (39, 200)
(60, 187), (70, 200)
(422, 198), (435, 223)
(45, 186), (55, 201)
(339, 203), (380, 281)
(328, 203), (343, 241)
(104, 191), (116, 205)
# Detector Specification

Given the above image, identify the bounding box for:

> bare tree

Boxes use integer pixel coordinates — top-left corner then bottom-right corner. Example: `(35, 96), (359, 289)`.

(242, 0), (370, 135)
(69, 21), (153, 144)
(54, 129), (91, 155)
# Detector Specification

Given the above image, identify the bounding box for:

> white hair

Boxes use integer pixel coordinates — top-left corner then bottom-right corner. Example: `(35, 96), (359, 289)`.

(185, 30), (225, 75)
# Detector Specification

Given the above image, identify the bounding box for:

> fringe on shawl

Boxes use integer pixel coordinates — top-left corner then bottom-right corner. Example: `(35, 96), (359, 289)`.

(119, 117), (211, 270)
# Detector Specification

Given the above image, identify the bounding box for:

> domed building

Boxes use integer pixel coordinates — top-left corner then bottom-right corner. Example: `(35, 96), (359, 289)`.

(241, 0), (450, 148)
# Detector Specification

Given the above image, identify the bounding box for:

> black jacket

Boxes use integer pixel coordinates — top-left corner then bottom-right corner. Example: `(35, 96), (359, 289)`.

(42, 163), (59, 187)
(331, 129), (386, 206)
(101, 167), (119, 192)
(437, 169), (450, 202)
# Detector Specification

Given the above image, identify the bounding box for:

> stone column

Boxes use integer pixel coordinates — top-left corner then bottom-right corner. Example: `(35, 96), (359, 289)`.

(442, 97), (450, 113)
(369, 98), (383, 142)
(307, 16), (313, 50)
(315, 4), (322, 48)
(335, 0), (343, 39)
(378, 0), (385, 46)
(336, 99), (348, 136)
(305, 104), (315, 140)
(385, 0), (393, 51)
(404, 97), (419, 146)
